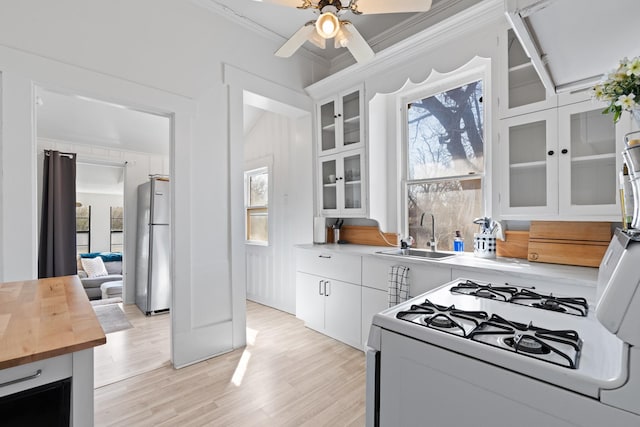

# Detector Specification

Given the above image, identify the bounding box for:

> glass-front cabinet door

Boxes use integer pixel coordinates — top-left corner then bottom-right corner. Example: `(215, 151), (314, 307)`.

(318, 149), (366, 217)
(500, 109), (558, 218)
(320, 157), (338, 214)
(317, 86), (364, 156)
(558, 101), (620, 217)
(319, 99), (337, 153)
(341, 150), (365, 215)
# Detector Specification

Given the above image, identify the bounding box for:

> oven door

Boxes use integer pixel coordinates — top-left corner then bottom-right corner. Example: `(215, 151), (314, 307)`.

(365, 325), (382, 427)
(378, 329), (638, 427)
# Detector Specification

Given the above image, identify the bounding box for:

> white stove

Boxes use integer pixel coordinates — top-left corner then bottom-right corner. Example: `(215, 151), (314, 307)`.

(366, 229), (640, 427)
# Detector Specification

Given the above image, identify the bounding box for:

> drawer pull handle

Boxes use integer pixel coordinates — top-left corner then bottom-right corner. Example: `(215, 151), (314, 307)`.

(0, 369), (42, 388)
(318, 255), (332, 259)
(325, 281), (331, 297)
(319, 280), (325, 295)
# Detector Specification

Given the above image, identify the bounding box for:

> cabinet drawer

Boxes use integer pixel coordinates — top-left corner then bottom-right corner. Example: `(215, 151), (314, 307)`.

(0, 354), (72, 398)
(363, 256), (451, 296)
(296, 249), (361, 284)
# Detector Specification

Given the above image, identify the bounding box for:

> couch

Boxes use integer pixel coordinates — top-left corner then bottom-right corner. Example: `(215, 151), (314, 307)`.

(77, 252), (123, 300)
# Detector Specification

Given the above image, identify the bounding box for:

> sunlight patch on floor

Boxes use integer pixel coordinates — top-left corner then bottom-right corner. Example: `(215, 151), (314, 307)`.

(231, 349), (252, 386)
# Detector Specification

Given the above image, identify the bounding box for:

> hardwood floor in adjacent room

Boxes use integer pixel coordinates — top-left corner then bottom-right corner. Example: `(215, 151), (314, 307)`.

(94, 303), (171, 388)
(94, 301), (366, 426)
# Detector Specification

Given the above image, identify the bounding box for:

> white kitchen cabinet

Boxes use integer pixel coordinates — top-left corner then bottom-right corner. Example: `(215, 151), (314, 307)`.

(295, 249), (362, 348)
(499, 28), (556, 119)
(318, 148), (366, 217)
(360, 255), (452, 348)
(317, 86), (364, 156)
(499, 99), (623, 220)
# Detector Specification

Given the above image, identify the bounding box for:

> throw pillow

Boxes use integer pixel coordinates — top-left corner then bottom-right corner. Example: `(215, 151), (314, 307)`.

(81, 256), (108, 278)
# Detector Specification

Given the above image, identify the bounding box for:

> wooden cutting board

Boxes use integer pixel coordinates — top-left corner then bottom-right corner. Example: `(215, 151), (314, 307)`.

(496, 230), (529, 259)
(326, 225), (398, 246)
(527, 221), (612, 268)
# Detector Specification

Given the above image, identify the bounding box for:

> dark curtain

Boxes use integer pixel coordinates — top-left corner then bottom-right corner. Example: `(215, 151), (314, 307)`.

(38, 150), (77, 278)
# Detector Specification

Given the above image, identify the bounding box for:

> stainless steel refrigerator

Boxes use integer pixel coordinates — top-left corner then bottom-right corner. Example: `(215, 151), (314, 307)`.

(135, 177), (171, 315)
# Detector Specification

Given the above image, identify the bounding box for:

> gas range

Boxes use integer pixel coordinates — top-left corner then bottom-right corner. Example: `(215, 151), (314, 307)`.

(371, 278), (626, 398)
(366, 229), (640, 427)
(396, 280), (588, 369)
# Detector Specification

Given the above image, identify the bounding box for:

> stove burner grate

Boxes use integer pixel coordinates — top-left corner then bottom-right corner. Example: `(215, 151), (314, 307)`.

(468, 314), (582, 369)
(510, 289), (589, 317)
(450, 280), (589, 317)
(450, 280), (519, 302)
(396, 298), (489, 337)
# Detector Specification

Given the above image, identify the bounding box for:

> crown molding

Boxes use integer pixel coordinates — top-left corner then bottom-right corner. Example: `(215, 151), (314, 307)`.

(191, 0), (331, 69)
(307, 0), (504, 97)
(328, 0), (482, 72)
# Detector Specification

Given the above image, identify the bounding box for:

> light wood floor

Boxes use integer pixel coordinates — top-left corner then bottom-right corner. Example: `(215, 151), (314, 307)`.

(94, 301), (366, 426)
(94, 303), (171, 388)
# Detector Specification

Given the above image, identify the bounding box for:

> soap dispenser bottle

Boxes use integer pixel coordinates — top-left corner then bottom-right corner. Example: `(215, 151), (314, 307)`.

(453, 230), (464, 252)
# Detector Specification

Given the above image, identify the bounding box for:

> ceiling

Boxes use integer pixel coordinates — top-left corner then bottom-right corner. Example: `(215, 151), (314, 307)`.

(36, 88), (171, 156)
(194, 0), (460, 64)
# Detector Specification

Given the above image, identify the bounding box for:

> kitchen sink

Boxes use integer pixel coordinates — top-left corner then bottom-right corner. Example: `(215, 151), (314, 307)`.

(377, 248), (457, 260)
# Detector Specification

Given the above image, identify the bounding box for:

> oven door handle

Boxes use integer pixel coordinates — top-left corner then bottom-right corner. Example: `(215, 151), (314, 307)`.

(0, 369), (42, 388)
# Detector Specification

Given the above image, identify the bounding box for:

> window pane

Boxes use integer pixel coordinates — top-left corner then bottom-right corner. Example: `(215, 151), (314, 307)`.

(407, 178), (482, 251)
(407, 81), (484, 180)
(249, 173), (268, 206)
(76, 206), (90, 232)
(111, 206), (124, 231)
(248, 212), (268, 242)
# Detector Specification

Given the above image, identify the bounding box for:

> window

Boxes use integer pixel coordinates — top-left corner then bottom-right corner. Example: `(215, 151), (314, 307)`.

(76, 205), (91, 254)
(405, 79), (485, 251)
(110, 206), (124, 253)
(245, 167), (269, 244)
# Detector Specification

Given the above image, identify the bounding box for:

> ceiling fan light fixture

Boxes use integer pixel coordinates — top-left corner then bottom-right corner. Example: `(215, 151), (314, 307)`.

(334, 25), (351, 48)
(315, 11), (340, 39)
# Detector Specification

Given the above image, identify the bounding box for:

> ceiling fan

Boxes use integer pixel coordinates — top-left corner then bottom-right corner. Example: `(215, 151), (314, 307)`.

(258, 0), (433, 63)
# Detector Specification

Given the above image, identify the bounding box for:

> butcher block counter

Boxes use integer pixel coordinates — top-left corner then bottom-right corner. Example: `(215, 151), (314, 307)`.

(0, 275), (106, 426)
(0, 275), (106, 369)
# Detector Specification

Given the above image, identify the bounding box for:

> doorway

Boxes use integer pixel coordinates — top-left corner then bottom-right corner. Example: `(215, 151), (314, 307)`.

(35, 86), (172, 387)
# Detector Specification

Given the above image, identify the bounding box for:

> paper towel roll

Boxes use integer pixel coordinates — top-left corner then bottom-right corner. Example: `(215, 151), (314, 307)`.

(313, 217), (326, 244)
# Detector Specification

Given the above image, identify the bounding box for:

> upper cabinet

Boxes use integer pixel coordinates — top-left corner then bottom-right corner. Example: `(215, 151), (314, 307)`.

(317, 86), (365, 156)
(316, 85), (367, 218)
(505, 0), (640, 94)
(499, 29), (556, 118)
(499, 98), (626, 220)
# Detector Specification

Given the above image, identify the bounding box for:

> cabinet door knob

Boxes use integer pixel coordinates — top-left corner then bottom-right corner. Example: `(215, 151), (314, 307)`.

(333, 115), (337, 118)
(561, 148), (568, 154)
(337, 113), (342, 117)
(547, 150), (555, 156)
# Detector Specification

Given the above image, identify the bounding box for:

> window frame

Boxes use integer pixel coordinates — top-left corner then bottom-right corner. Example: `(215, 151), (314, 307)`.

(110, 206), (124, 253)
(76, 205), (91, 254)
(399, 60), (492, 241)
(244, 165), (270, 246)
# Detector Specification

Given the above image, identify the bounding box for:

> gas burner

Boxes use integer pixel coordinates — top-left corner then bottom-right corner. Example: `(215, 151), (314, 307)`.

(450, 280), (519, 302)
(511, 289), (589, 317)
(396, 299), (489, 337)
(503, 335), (549, 355)
(428, 315), (455, 329)
(469, 315), (582, 369)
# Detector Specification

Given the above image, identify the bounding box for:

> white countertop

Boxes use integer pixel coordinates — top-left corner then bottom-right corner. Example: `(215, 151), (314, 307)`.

(295, 243), (599, 287)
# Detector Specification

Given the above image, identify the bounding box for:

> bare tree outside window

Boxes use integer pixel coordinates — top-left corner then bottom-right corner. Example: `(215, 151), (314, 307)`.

(406, 80), (484, 251)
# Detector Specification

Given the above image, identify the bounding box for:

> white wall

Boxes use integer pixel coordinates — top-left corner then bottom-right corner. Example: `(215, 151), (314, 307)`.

(244, 111), (313, 314)
(0, 0), (323, 366)
(76, 192), (124, 253)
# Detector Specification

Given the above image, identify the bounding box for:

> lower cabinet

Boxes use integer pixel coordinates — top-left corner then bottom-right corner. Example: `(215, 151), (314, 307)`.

(296, 271), (362, 348)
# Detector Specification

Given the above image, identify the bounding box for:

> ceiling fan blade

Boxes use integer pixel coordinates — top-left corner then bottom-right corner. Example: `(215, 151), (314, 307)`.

(351, 0), (432, 14)
(275, 23), (315, 58)
(253, 0), (316, 9)
(341, 22), (374, 63)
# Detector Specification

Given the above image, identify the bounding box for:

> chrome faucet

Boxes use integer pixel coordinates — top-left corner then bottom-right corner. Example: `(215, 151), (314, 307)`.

(420, 212), (436, 251)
